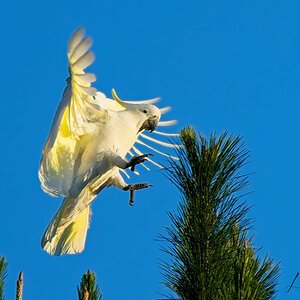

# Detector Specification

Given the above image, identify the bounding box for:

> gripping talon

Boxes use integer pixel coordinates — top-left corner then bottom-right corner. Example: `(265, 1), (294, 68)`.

(127, 154), (153, 172)
(123, 183), (153, 205)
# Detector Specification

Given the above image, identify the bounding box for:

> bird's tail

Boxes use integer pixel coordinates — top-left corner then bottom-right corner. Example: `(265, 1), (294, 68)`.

(41, 169), (117, 255)
(41, 195), (92, 256)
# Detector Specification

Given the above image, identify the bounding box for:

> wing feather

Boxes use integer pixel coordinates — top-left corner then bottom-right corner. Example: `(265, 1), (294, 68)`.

(74, 73), (96, 83)
(139, 133), (181, 149)
(39, 28), (108, 197)
(160, 106), (171, 114)
(73, 51), (95, 70)
(136, 139), (179, 160)
(158, 120), (177, 126)
(152, 130), (180, 137)
(69, 37), (93, 62)
(68, 28), (84, 54)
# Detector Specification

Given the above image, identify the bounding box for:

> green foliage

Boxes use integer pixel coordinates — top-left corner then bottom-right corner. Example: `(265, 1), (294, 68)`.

(160, 127), (279, 300)
(220, 232), (280, 300)
(77, 270), (102, 300)
(0, 257), (7, 300)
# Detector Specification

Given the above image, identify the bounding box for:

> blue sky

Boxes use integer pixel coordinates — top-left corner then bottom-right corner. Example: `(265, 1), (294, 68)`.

(0, 0), (300, 299)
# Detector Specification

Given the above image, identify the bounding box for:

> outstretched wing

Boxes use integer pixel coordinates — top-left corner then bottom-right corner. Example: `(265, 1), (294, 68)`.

(39, 28), (109, 197)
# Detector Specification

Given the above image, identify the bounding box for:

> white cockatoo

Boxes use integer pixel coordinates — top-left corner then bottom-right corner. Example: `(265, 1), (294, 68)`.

(39, 28), (179, 255)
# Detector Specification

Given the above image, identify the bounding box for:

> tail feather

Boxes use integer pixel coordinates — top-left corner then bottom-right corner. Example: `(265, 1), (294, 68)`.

(41, 169), (118, 255)
(41, 197), (91, 255)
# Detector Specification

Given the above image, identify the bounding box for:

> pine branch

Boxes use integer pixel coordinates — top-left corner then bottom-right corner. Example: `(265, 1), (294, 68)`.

(77, 270), (102, 300)
(0, 257), (7, 300)
(82, 285), (89, 300)
(220, 232), (280, 299)
(15, 272), (23, 300)
(159, 128), (279, 299)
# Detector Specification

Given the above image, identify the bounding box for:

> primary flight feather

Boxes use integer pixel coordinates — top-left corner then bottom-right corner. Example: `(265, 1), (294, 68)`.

(39, 28), (179, 255)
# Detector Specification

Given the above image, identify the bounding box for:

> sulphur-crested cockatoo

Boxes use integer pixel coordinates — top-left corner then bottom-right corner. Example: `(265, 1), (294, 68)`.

(39, 28), (179, 255)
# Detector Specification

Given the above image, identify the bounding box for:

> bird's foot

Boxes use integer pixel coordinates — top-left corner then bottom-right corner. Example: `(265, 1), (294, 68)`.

(123, 183), (153, 206)
(126, 154), (153, 172)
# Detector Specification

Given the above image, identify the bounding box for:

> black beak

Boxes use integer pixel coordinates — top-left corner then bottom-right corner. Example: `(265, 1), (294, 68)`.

(141, 117), (159, 132)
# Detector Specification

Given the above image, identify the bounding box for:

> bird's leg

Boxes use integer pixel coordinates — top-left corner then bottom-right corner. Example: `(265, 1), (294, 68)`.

(126, 154), (153, 172)
(123, 183), (153, 206)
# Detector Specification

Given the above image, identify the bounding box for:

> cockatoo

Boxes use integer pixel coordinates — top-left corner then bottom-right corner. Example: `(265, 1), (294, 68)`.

(39, 28), (179, 255)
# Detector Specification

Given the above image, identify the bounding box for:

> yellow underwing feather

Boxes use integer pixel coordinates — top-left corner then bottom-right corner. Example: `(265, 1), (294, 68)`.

(39, 28), (108, 197)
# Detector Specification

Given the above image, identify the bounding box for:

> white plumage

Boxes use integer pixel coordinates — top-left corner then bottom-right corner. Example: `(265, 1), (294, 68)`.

(39, 28), (179, 255)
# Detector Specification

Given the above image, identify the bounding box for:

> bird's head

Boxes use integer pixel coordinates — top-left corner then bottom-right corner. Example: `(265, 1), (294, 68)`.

(111, 89), (161, 133)
(138, 104), (161, 132)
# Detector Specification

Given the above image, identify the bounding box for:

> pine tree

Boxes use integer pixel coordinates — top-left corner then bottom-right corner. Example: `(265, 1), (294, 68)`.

(77, 270), (102, 300)
(160, 127), (279, 299)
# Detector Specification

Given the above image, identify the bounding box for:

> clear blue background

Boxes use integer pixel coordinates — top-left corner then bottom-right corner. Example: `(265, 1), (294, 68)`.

(0, 0), (299, 299)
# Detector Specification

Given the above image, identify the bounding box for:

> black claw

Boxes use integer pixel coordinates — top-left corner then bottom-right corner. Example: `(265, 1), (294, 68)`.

(128, 154), (153, 172)
(129, 190), (135, 206)
(125, 183), (152, 206)
(123, 185), (130, 191)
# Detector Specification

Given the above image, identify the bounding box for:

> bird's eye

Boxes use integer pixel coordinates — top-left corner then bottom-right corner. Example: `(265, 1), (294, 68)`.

(143, 109), (148, 113)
